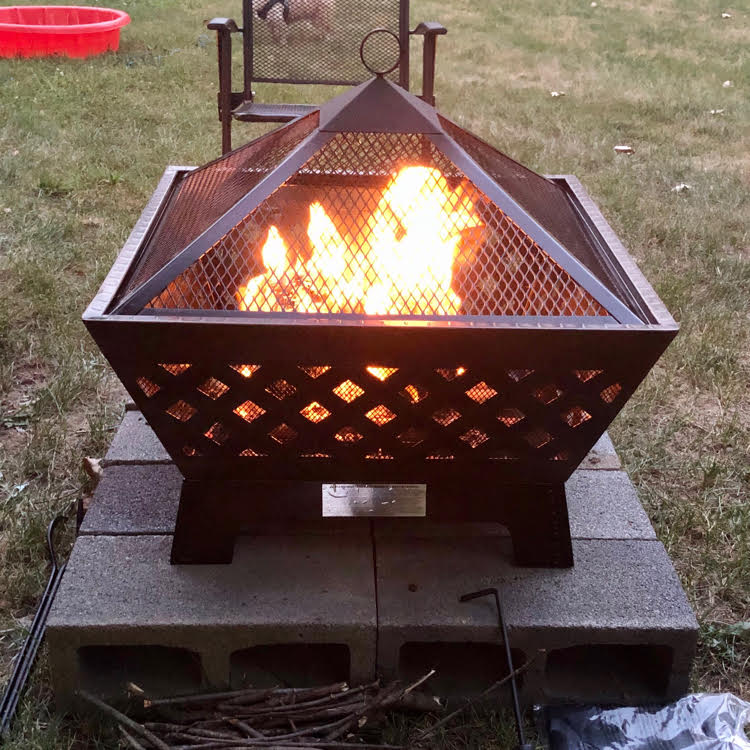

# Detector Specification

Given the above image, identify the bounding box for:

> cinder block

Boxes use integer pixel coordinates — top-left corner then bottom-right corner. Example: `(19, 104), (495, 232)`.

(47, 534), (377, 708)
(375, 535), (697, 705)
(81, 464), (182, 535)
(579, 432), (621, 470)
(80, 464), (371, 537)
(103, 411), (171, 465)
(565, 470), (655, 540)
(83, 463), (649, 541)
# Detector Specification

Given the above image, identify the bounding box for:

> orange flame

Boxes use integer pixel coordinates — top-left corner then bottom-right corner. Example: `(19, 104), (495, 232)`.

(236, 166), (482, 316)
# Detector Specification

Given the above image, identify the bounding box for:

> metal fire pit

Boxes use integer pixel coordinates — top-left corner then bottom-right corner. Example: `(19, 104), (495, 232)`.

(84, 76), (677, 567)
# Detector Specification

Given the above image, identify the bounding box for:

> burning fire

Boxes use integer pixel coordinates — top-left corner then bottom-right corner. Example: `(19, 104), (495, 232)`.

(236, 166), (482, 316)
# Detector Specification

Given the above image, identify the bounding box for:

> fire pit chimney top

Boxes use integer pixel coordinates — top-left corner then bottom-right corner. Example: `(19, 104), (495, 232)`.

(319, 76), (442, 134)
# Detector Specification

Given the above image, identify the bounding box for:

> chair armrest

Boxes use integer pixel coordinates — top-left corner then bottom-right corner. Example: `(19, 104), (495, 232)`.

(207, 18), (240, 153)
(207, 17), (239, 32)
(410, 21), (447, 37)
(409, 22), (447, 106)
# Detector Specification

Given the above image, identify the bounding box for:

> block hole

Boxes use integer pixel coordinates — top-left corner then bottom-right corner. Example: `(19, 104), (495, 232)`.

(398, 642), (526, 699)
(544, 644), (673, 702)
(77, 645), (203, 702)
(230, 644), (350, 689)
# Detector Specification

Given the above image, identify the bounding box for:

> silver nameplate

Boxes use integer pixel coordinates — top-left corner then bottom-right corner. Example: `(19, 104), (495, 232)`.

(322, 483), (427, 517)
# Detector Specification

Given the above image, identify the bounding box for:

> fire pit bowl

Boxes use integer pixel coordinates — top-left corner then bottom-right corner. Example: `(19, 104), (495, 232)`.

(0, 5), (130, 58)
(84, 77), (677, 567)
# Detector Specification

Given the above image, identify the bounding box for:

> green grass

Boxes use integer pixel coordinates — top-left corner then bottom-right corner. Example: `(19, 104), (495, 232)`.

(1, 0), (748, 745)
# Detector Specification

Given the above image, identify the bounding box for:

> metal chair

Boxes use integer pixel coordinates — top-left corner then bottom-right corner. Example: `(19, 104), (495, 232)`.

(207, 0), (446, 153)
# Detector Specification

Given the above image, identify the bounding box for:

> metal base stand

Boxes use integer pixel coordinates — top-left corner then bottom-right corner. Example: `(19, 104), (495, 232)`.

(169, 479), (574, 568)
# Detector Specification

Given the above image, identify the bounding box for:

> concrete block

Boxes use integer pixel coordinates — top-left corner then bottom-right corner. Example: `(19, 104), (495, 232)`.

(80, 464), (371, 537)
(566, 470), (655, 540)
(83, 463), (652, 542)
(373, 469), (655, 542)
(375, 535), (697, 705)
(47, 534), (376, 708)
(81, 464), (182, 535)
(103, 411), (171, 466)
(579, 432), (621, 470)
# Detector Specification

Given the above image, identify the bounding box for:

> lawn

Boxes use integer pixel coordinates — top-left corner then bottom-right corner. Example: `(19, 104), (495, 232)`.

(0, 0), (748, 746)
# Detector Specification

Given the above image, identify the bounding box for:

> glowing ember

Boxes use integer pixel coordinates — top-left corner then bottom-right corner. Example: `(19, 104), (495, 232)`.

(236, 166), (482, 316)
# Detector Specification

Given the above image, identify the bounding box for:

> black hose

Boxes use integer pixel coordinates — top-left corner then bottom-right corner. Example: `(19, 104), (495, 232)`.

(0, 512), (70, 741)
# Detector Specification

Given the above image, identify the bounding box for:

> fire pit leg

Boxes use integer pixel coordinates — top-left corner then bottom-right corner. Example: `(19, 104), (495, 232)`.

(170, 481), (236, 564)
(505, 484), (573, 568)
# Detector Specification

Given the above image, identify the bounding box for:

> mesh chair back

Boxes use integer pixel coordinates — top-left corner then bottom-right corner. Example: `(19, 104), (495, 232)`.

(243, 0), (409, 89)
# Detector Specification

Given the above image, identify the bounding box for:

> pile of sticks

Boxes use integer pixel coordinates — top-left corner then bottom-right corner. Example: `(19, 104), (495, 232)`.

(78, 671), (440, 750)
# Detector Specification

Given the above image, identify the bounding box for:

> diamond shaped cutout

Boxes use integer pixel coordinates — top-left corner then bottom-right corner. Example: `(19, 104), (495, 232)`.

(204, 421), (230, 445)
(397, 427), (425, 447)
(489, 450), (520, 461)
(498, 407), (525, 426)
(525, 429), (553, 449)
(600, 383), (623, 404)
(159, 363), (191, 376)
(299, 366), (331, 379)
(333, 380), (364, 403)
(399, 384), (428, 404)
(366, 366), (398, 381)
(197, 377), (229, 400)
(459, 428), (489, 448)
(574, 369), (603, 383)
(465, 381), (498, 403)
(432, 408), (461, 426)
(269, 423), (297, 445)
(561, 406), (593, 428)
(366, 449), (394, 460)
(266, 379), (296, 400)
(334, 426), (363, 443)
(436, 367), (467, 381)
(365, 404), (396, 426)
(506, 368), (533, 382)
(234, 400), (266, 423)
(135, 376), (160, 398)
(166, 400), (196, 422)
(230, 364), (260, 378)
(239, 447), (267, 457)
(300, 401), (331, 423)
(533, 384), (563, 404)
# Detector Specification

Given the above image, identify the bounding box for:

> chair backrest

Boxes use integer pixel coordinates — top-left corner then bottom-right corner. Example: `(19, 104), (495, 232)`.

(241, 0), (410, 96)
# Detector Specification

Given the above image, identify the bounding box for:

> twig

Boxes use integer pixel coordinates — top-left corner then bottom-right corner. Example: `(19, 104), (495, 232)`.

(225, 717), (265, 738)
(146, 688), (273, 709)
(119, 726), (148, 750)
(77, 689), (171, 750)
(416, 654), (538, 742)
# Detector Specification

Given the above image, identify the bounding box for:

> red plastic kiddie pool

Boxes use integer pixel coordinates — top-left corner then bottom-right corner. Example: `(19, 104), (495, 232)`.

(0, 5), (130, 57)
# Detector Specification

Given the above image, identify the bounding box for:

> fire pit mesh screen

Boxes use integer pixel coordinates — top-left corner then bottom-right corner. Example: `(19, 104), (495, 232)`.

(116, 113), (320, 304)
(132, 360), (623, 468)
(145, 131), (608, 317)
(438, 116), (623, 296)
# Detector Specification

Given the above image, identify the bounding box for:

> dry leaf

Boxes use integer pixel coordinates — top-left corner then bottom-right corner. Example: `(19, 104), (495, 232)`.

(83, 456), (103, 482)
